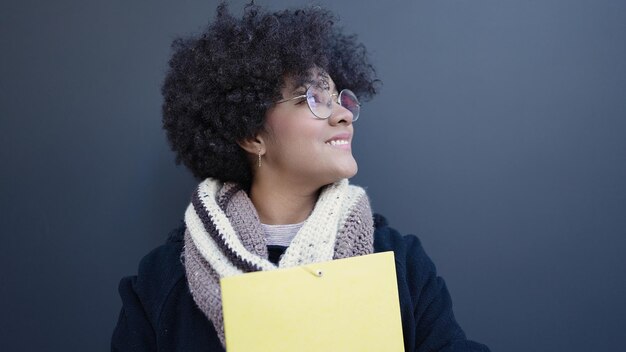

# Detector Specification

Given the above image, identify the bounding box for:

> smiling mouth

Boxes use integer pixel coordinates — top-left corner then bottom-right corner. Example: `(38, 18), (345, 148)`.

(325, 140), (350, 146)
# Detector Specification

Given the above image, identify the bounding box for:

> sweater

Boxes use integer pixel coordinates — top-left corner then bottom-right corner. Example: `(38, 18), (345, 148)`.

(111, 214), (490, 351)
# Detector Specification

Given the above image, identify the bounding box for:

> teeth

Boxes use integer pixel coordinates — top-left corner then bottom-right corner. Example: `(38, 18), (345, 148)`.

(326, 140), (349, 146)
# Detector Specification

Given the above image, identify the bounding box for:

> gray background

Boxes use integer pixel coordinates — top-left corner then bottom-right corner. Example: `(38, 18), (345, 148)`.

(2, 0), (625, 351)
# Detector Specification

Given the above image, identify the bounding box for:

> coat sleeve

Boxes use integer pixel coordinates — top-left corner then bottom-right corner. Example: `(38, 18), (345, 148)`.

(403, 235), (489, 352)
(110, 276), (157, 352)
(373, 218), (490, 352)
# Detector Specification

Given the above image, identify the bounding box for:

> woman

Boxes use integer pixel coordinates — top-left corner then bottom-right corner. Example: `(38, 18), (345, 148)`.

(112, 2), (490, 351)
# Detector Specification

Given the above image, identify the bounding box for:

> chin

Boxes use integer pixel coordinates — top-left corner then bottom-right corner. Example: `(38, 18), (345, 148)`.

(315, 157), (358, 186)
(337, 159), (358, 180)
(345, 164), (358, 179)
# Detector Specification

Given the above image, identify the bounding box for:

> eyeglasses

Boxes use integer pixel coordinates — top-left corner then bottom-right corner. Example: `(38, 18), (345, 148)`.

(276, 86), (361, 121)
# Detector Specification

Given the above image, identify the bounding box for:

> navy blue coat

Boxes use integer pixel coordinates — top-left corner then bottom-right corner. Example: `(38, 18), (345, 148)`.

(111, 215), (490, 351)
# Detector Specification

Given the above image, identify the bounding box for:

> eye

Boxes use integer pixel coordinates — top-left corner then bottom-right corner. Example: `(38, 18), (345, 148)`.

(307, 89), (324, 107)
(312, 91), (324, 103)
(307, 85), (332, 107)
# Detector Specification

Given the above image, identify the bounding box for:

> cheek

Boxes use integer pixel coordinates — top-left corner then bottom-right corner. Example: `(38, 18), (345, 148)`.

(270, 120), (324, 150)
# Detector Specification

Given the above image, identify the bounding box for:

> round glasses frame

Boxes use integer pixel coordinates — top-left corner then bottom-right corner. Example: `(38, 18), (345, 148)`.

(275, 86), (361, 121)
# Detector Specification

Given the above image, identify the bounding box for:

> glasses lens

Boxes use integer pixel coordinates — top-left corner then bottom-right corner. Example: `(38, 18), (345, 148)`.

(339, 89), (360, 121)
(306, 86), (332, 119)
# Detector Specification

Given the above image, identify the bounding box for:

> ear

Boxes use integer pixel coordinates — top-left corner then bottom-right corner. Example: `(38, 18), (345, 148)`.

(237, 134), (266, 155)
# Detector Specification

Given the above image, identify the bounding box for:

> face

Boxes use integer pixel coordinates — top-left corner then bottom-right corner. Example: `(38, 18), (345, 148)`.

(258, 73), (357, 189)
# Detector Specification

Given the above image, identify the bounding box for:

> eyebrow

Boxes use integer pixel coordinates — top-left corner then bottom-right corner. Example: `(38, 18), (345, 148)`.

(286, 70), (339, 99)
(293, 79), (338, 95)
(286, 86), (307, 99)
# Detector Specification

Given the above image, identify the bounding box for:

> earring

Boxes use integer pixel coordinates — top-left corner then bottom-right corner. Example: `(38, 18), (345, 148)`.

(257, 149), (262, 168)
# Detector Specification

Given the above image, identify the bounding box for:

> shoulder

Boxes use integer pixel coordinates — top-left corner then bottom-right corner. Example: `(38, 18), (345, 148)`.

(373, 214), (434, 274)
(113, 224), (223, 350)
(117, 224), (187, 324)
(373, 213), (415, 250)
(372, 214), (491, 351)
(136, 224), (186, 284)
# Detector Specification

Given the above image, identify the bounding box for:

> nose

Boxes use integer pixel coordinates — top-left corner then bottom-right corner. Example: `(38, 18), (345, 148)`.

(328, 100), (353, 126)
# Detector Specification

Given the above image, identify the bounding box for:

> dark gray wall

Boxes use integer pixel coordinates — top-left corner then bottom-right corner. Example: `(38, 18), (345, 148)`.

(2, 0), (625, 351)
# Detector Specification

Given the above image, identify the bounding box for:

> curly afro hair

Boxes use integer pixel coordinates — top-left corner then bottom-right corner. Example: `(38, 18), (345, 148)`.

(162, 2), (379, 187)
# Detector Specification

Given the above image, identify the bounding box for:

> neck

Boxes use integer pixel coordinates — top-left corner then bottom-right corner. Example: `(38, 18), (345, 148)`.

(249, 177), (321, 225)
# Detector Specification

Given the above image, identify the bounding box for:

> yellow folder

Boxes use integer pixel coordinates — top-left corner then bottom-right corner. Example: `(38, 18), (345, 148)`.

(220, 251), (404, 351)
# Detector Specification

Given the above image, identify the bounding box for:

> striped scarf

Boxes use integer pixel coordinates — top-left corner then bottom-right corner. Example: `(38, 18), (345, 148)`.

(183, 178), (374, 346)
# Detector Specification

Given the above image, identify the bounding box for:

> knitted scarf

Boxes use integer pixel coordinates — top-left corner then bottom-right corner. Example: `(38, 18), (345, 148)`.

(183, 178), (374, 346)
